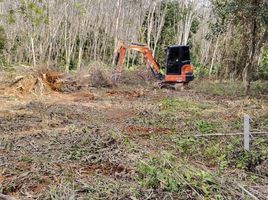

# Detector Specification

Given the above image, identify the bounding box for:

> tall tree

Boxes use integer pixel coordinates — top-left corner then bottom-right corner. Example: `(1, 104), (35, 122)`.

(211, 0), (268, 93)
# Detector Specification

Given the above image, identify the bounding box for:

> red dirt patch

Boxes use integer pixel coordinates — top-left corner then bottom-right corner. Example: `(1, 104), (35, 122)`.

(72, 92), (96, 102)
(79, 162), (131, 177)
(106, 89), (145, 99)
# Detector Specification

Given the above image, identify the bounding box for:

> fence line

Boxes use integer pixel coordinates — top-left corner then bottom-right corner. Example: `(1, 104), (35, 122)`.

(194, 132), (268, 137)
(191, 115), (268, 151)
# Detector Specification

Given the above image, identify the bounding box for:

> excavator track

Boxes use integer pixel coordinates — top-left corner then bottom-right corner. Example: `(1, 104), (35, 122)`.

(155, 82), (188, 91)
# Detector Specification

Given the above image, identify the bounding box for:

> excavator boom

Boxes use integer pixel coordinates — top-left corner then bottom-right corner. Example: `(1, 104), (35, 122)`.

(114, 42), (163, 81)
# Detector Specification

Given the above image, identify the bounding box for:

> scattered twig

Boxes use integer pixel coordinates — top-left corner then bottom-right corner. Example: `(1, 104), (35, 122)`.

(237, 184), (259, 200)
(145, 189), (154, 200)
(248, 187), (268, 200)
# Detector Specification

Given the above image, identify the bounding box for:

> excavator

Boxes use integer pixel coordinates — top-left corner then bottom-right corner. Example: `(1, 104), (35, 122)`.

(113, 41), (194, 89)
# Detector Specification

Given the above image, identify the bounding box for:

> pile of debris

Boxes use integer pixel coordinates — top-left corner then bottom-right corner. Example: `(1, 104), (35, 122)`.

(2, 62), (153, 96)
(4, 64), (114, 95)
(4, 67), (63, 95)
(61, 66), (113, 92)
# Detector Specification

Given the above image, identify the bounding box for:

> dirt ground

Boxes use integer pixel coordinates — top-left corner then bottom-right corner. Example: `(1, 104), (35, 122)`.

(0, 74), (268, 199)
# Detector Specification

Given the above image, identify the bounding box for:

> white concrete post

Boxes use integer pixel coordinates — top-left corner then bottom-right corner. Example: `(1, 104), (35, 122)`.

(244, 115), (250, 151)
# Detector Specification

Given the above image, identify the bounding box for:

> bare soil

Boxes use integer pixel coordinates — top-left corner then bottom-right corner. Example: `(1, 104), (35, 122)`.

(0, 73), (267, 199)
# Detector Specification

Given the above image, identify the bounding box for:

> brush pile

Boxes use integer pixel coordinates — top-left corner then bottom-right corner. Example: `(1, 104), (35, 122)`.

(2, 64), (115, 95)
(2, 62), (155, 96)
(2, 66), (63, 96)
(61, 65), (113, 92)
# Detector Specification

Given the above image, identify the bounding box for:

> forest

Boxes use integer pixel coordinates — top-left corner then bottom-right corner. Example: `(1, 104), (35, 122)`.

(0, 0), (267, 91)
(0, 0), (267, 199)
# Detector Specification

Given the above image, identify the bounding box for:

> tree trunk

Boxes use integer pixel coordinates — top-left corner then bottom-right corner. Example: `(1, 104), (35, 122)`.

(112, 0), (122, 65)
(147, 3), (156, 48)
(77, 44), (83, 70)
(47, 42), (52, 68)
(30, 36), (36, 68)
(243, 0), (258, 95)
(64, 4), (69, 73)
(209, 36), (219, 78)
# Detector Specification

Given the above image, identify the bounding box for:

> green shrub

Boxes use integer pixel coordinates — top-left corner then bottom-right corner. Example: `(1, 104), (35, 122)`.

(137, 152), (227, 198)
(194, 66), (210, 79)
(159, 98), (212, 114)
(0, 26), (6, 51)
(193, 80), (245, 96)
(195, 120), (217, 134)
(176, 137), (203, 156)
(258, 46), (268, 80)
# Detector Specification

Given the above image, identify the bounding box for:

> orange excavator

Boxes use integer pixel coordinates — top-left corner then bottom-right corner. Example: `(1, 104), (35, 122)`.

(113, 41), (194, 89)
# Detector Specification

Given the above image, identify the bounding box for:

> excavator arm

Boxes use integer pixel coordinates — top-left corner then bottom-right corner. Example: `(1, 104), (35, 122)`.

(114, 42), (163, 82)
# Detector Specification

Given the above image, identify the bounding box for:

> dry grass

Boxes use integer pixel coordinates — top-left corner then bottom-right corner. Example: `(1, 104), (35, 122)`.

(0, 68), (267, 199)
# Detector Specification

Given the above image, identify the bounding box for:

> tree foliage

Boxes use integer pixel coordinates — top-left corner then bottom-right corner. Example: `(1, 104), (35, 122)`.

(210, 0), (268, 92)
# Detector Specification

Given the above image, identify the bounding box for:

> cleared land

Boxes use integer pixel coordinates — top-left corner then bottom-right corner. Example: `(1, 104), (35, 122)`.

(0, 70), (267, 199)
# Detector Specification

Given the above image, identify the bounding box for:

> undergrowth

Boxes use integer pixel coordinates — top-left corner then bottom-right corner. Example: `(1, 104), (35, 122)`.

(193, 80), (268, 97)
(137, 152), (241, 199)
(170, 135), (268, 175)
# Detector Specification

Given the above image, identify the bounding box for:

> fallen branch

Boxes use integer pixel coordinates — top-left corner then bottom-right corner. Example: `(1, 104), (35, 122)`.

(193, 132), (268, 137)
(0, 194), (17, 200)
(9, 76), (24, 87)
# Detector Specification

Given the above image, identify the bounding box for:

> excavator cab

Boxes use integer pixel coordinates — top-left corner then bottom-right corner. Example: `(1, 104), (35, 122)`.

(164, 45), (194, 84)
